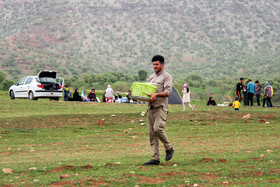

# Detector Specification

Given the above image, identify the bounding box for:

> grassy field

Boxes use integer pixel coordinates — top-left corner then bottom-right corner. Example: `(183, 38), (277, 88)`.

(0, 91), (279, 186)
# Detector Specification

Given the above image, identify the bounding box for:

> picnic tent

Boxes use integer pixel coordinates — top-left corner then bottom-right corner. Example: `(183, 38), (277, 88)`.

(168, 86), (182, 104)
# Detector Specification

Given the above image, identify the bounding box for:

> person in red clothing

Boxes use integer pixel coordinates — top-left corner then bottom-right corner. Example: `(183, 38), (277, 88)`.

(87, 89), (97, 102)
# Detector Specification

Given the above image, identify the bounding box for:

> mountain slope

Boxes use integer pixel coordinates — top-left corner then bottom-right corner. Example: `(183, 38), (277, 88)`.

(0, 0), (279, 80)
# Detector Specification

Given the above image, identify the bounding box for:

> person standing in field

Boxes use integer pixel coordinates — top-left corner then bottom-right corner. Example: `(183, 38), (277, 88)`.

(182, 84), (194, 111)
(247, 79), (256, 106)
(63, 85), (69, 101)
(255, 80), (261, 106)
(232, 97), (241, 111)
(236, 78), (244, 102)
(243, 81), (249, 106)
(263, 81), (273, 107)
(143, 55), (174, 165)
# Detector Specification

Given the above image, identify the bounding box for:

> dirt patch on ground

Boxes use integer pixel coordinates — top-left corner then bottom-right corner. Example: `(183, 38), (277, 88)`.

(261, 115), (276, 119)
(86, 179), (109, 186)
(48, 165), (75, 173)
(237, 160), (248, 163)
(105, 162), (118, 167)
(198, 172), (218, 181)
(95, 120), (105, 127)
(202, 158), (214, 162)
(1, 130), (12, 134)
(161, 162), (180, 166)
(80, 164), (93, 169)
(250, 157), (263, 161)
(269, 146), (280, 149)
(247, 171), (265, 176)
(270, 169), (280, 174)
(258, 119), (266, 123)
(157, 172), (180, 177)
(218, 158), (230, 163)
(270, 179), (280, 183)
(49, 180), (76, 186)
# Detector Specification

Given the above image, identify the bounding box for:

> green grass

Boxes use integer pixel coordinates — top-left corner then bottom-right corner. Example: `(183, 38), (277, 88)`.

(0, 91), (279, 186)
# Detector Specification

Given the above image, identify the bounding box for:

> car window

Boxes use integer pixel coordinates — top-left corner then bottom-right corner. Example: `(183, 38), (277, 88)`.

(39, 78), (56, 83)
(25, 77), (33, 85)
(17, 77), (28, 86)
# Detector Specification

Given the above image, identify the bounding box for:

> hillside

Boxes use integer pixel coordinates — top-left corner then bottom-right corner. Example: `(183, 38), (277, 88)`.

(0, 0), (279, 80)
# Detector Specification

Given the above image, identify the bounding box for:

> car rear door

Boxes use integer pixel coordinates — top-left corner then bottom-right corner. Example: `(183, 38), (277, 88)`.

(21, 77), (34, 97)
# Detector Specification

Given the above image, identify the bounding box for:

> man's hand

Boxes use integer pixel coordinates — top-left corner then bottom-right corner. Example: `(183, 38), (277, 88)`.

(148, 92), (168, 102)
(148, 93), (158, 102)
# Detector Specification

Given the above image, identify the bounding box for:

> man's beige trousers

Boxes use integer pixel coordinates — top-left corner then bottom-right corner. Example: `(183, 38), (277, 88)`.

(147, 106), (172, 161)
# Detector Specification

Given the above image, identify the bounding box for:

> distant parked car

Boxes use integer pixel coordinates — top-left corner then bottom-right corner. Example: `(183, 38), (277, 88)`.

(9, 70), (64, 101)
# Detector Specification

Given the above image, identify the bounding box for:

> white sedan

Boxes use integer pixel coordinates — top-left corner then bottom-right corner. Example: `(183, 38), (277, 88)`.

(9, 70), (64, 100)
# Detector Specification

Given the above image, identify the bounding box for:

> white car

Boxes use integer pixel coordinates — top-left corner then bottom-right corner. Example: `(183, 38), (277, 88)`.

(9, 70), (64, 100)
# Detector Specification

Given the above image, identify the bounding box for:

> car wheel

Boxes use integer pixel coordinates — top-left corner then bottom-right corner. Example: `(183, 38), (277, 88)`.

(28, 91), (36, 100)
(10, 90), (15, 100)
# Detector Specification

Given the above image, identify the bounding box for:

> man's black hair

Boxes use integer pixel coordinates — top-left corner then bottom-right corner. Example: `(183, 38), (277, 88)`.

(92, 89), (95, 91)
(240, 78), (244, 80)
(152, 55), (164, 64)
(255, 80), (259, 83)
(248, 79), (252, 81)
(236, 97), (239, 100)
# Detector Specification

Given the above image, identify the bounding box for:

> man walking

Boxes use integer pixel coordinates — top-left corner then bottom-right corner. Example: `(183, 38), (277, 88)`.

(247, 79), (256, 106)
(143, 55), (174, 165)
(236, 78), (244, 101)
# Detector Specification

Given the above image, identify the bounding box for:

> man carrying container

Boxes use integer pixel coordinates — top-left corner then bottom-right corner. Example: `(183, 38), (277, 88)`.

(143, 55), (174, 165)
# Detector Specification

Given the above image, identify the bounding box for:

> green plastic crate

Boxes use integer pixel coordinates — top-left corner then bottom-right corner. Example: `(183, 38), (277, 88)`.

(130, 82), (157, 98)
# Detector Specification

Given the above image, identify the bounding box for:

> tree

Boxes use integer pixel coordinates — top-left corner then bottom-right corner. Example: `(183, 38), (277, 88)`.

(0, 79), (14, 91)
(138, 70), (148, 81)
(0, 70), (7, 84)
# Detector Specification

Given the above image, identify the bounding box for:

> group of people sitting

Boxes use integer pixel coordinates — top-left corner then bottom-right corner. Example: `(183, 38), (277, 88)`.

(101, 85), (133, 103)
(64, 85), (133, 103)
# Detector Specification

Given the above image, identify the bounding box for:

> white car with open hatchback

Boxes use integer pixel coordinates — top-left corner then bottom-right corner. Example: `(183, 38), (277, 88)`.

(9, 70), (64, 100)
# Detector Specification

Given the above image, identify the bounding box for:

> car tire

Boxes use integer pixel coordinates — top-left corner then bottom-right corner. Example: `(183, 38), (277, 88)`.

(10, 90), (15, 100)
(28, 91), (37, 100)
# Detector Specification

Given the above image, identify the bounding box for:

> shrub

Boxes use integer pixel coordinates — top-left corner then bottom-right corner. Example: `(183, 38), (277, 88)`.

(0, 79), (14, 91)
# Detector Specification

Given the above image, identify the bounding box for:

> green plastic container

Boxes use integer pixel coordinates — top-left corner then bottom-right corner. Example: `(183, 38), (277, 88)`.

(130, 82), (157, 98)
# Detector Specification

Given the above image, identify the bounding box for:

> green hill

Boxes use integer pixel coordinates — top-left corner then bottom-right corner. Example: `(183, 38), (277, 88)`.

(1, 0), (279, 80)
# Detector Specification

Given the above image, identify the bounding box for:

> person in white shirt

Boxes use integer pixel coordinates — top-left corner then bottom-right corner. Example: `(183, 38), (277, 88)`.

(105, 85), (114, 102)
(182, 84), (194, 111)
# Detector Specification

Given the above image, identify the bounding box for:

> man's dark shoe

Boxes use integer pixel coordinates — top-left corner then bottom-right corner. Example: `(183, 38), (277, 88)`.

(165, 148), (174, 161)
(143, 159), (160, 165)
